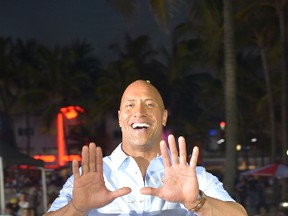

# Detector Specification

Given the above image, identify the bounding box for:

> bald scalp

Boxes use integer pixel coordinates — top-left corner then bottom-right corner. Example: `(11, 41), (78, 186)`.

(120, 80), (165, 110)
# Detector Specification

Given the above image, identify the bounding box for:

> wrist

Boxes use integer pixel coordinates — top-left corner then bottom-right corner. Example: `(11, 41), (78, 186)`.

(70, 200), (88, 215)
(186, 190), (206, 212)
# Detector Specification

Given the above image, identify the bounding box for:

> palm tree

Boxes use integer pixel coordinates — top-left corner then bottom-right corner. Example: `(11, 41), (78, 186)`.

(235, 1), (280, 162)
(254, 22), (278, 163)
(274, 0), (288, 164)
(35, 41), (95, 126)
(157, 24), (226, 155)
(11, 38), (43, 155)
(0, 37), (22, 148)
(241, 0), (288, 163)
(10, 39), (100, 155)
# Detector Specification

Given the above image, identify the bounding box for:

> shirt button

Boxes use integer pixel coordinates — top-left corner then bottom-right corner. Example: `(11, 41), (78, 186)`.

(128, 200), (136, 204)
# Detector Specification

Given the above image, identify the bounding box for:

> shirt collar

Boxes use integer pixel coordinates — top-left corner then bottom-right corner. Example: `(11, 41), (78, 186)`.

(110, 143), (129, 170)
(109, 143), (163, 170)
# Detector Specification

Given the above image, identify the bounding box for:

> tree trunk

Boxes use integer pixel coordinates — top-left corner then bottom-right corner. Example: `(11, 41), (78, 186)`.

(259, 45), (277, 162)
(223, 0), (238, 194)
(276, 2), (288, 164)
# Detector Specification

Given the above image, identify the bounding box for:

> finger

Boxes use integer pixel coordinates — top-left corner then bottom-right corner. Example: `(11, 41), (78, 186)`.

(189, 146), (199, 169)
(95, 146), (103, 173)
(168, 134), (179, 165)
(72, 159), (80, 179)
(178, 136), (187, 165)
(81, 145), (89, 174)
(160, 140), (171, 167)
(89, 143), (96, 172)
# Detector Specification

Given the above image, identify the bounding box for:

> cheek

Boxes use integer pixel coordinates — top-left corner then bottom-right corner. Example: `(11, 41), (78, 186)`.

(150, 112), (163, 124)
(119, 112), (130, 124)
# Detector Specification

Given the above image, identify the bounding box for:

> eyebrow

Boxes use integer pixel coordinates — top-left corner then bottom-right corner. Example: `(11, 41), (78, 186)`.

(122, 98), (159, 106)
(124, 98), (156, 102)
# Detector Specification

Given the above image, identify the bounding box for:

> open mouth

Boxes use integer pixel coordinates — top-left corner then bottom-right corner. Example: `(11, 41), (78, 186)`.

(131, 122), (150, 130)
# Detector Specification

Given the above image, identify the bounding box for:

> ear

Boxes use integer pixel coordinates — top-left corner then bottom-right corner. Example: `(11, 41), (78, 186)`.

(118, 110), (121, 127)
(162, 109), (168, 126)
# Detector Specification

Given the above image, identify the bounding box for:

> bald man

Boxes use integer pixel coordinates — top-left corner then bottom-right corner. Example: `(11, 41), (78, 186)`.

(45, 80), (247, 216)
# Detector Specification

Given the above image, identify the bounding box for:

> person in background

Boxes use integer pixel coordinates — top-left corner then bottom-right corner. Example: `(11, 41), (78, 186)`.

(236, 176), (248, 208)
(9, 197), (19, 216)
(255, 179), (269, 215)
(44, 80), (247, 216)
(5, 202), (14, 216)
(21, 208), (34, 216)
(17, 193), (30, 216)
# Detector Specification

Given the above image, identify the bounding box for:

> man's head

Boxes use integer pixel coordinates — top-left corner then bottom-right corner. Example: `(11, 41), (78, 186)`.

(118, 80), (168, 153)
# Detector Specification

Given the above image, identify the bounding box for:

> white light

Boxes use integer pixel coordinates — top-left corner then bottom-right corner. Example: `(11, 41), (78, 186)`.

(236, 144), (242, 151)
(251, 138), (257, 143)
(280, 202), (288, 207)
(217, 139), (225, 144)
(286, 149), (288, 156)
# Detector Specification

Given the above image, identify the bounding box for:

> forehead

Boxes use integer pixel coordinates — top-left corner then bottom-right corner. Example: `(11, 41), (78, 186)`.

(121, 81), (164, 106)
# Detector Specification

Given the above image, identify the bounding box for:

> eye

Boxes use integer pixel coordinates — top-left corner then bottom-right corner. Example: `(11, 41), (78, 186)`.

(125, 103), (134, 108)
(146, 102), (155, 108)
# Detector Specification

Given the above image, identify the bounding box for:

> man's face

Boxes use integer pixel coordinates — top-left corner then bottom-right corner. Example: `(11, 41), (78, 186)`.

(118, 81), (168, 150)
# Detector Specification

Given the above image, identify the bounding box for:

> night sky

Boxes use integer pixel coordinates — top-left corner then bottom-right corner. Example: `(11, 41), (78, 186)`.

(0, 0), (179, 62)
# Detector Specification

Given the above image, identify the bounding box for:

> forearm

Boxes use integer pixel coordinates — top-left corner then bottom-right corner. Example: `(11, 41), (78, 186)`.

(43, 201), (88, 216)
(193, 196), (247, 216)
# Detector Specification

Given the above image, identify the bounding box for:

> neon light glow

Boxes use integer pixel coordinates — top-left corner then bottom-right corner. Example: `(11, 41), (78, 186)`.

(33, 155), (56, 162)
(57, 113), (66, 166)
(60, 106), (84, 119)
(32, 154), (80, 163)
(56, 106), (84, 167)
(63, 155), (81, 162)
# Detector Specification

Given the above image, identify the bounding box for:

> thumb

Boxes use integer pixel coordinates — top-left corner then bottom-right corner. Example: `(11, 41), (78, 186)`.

(140, 187), (158, 196)
(110, 187), (132, 200)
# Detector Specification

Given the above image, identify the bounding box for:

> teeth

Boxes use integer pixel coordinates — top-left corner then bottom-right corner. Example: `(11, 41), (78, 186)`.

(132, 123), (150, 129)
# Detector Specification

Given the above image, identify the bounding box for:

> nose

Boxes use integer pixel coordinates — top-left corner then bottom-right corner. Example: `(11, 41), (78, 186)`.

(133, 103), (146, 117)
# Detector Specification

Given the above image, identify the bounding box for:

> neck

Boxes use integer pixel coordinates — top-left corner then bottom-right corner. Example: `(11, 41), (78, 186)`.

(122, 142), (160, 178)
(122, 142), (161, 159)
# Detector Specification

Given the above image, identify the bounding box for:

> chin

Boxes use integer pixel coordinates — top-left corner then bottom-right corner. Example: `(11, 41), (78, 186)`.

(131, 137), (151, 146)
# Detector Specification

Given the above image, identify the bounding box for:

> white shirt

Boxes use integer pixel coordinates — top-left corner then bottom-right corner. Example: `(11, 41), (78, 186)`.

(48, 144), (234, 215)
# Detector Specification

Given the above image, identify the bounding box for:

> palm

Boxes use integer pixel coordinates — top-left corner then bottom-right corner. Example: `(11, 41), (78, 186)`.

(141, 135), (199, 205)
(161, 164), (198, 203)
(71, 143), (131, 212)
(73, 171), (112, 210)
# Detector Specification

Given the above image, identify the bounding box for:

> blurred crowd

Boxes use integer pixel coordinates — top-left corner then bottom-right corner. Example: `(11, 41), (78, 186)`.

(3, 166), (287, 216)
(234, 175), (286, 216)
(3, 167), (67, 216)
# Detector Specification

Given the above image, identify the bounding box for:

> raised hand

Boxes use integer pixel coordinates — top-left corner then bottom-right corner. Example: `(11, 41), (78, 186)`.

(140, 134), (200, 207)
(71, 143), (131, 213)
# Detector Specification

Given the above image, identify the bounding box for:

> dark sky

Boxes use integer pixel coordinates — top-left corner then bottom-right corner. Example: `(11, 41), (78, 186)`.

(0, 0), (179, 62)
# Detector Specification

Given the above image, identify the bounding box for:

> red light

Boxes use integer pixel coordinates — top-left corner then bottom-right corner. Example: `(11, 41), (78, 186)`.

(220, 121), (226, 130)
(60, 106), (85, 120)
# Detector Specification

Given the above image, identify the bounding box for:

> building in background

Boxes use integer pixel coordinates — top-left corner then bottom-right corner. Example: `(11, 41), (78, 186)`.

(14, 106), (121, 169)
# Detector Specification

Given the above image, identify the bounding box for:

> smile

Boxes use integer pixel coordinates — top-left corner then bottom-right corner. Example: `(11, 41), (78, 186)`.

(131, 122), (150, 129)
